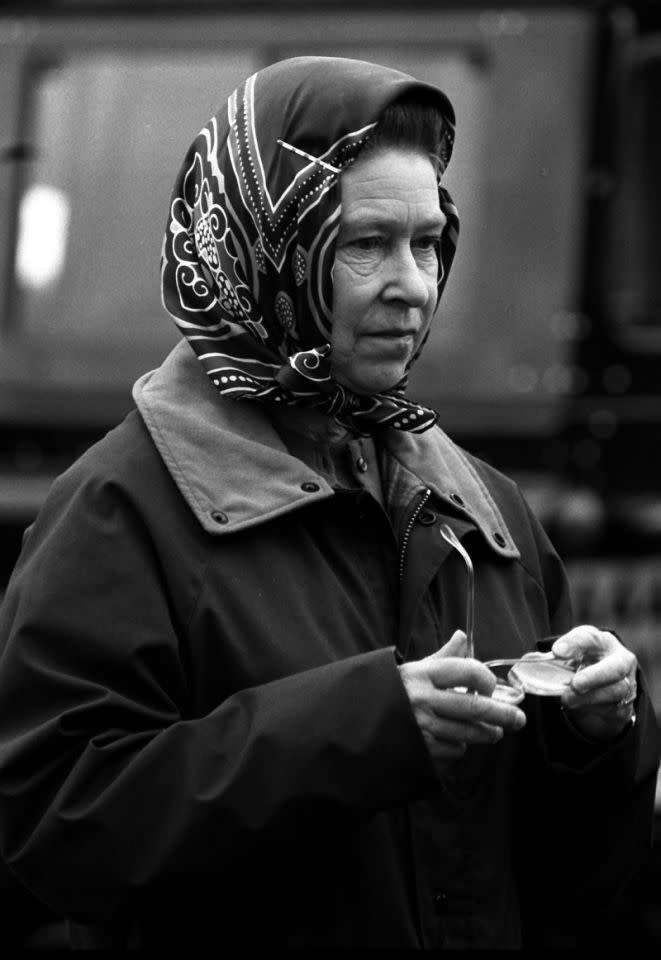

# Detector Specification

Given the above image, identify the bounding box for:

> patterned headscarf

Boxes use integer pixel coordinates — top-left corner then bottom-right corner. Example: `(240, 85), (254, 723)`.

(161, 56), (459, 434)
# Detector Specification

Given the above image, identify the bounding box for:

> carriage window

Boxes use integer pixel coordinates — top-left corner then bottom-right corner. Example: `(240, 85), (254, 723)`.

(10, 51), (260, 389)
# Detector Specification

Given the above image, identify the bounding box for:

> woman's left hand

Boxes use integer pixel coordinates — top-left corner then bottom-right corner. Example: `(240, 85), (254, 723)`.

(551, 626), (638, 741)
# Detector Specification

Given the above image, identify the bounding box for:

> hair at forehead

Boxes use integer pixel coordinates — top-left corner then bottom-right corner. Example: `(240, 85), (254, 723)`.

(360, 95), (447, 172)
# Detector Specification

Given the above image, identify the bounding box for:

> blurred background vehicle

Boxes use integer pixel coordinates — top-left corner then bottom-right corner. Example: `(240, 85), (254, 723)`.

(0, 0), (660, 947)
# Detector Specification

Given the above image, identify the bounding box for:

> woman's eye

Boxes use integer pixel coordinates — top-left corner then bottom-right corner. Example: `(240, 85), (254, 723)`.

(413, 235), (441, 253)
(351, 236), (384, 252)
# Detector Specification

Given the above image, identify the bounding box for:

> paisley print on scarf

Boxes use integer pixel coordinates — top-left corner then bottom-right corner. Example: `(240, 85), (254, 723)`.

(161, 56), (459, 432)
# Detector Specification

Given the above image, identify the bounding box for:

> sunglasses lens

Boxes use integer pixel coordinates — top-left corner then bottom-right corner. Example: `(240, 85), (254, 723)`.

(491, 679), (525, 704)
(508, 658), (577, 696)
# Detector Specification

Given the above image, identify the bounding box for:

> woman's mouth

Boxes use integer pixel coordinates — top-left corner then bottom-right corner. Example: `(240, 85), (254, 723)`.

(365, 328), (417, 339)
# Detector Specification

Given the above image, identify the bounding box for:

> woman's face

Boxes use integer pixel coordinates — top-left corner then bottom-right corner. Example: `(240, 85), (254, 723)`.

(331, 146), (445, 395)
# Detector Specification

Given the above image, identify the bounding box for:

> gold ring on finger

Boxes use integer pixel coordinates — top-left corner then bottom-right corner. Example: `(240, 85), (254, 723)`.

(616, 694), (636, 709)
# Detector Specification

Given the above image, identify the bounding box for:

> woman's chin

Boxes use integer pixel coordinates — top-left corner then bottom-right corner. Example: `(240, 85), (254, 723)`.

(331, 363), (406, 396)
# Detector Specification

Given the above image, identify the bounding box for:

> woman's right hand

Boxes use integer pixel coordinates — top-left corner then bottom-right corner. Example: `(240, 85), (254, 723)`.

(398, 631), (527, 766)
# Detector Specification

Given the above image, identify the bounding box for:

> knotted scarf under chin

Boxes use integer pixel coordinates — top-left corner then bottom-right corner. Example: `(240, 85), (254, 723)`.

(273, 345), (438, 434)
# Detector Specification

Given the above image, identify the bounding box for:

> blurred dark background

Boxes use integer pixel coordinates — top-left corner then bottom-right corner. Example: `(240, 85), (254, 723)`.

(1, 0), (660, 948)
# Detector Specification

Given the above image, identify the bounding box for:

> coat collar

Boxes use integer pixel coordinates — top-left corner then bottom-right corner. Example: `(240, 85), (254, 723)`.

(133, 341), (519, 559)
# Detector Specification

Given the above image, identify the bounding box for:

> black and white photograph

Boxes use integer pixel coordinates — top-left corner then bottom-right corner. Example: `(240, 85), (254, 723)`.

(0, 0), (660, 950)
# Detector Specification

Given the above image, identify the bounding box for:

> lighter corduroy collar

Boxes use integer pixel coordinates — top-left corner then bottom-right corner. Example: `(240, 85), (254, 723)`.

(133, 341), (519, 559)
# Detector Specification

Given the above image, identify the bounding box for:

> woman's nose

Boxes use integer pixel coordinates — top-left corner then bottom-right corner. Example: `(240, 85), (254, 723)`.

(383, 247), (430, 307)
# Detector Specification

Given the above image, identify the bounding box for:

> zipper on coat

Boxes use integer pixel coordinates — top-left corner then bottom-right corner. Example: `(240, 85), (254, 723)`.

(398, 488), (431, 583)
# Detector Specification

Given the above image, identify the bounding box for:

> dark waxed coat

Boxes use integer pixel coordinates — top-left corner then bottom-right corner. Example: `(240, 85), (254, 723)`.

(0, 343), (658, 949)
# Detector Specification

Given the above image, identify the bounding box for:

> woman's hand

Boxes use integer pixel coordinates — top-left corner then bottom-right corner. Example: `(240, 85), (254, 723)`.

(398, 631), (526, 771)
(552, 626), (638, 741)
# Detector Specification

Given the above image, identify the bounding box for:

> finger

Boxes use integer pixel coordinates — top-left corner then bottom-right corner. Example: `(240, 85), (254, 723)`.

(613, 698), (636, 716)
(425, 657), (497, 697)
(563, 675), (637, 710)
(551, 626), (619, 663)
(562, 698), (635, 724)
(571, 652), (637, 695)
(434, 630), (468, 658)
(420, 711), (504, 747)
(425, 688), (526, 731)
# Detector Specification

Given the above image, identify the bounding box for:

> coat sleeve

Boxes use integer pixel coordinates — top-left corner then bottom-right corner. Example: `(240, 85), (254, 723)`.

(0, 466), (435, 923)
(513, 497), (661, 947)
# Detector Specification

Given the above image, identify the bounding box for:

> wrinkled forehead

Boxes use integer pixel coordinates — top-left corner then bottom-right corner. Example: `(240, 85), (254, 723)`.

(338, 147), (447, 233)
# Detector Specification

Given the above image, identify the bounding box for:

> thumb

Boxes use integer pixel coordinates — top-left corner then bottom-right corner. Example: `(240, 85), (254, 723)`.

(435, 629), (468, 658)
(552, 625), (608, 662)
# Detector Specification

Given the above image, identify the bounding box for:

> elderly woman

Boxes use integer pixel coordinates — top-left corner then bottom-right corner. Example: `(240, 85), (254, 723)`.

(0, 56), (657, 950)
